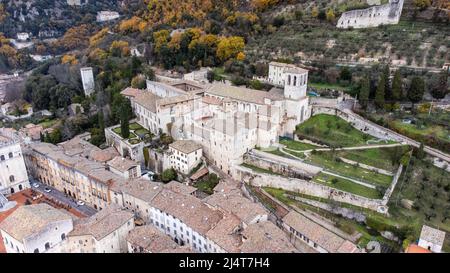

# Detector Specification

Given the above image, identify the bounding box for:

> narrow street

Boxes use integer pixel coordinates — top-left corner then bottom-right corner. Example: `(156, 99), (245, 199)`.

(30, 179), (97, 217)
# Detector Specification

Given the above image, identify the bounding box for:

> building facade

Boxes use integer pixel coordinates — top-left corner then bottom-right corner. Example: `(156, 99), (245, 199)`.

(0, 129), (30, 195)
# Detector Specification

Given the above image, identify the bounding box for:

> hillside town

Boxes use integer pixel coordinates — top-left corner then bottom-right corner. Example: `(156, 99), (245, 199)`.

(0, 0), (449, 256)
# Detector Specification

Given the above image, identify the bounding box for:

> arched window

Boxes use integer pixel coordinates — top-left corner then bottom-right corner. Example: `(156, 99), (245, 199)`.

(18, 185), (22, 191)
(0, 155), (4, 161)
(8, 152), (13, 158)
(9, 175), (14, 182)
(34, 248), (39, 253)
(61, 233), (66, 241)
(45, 242), (50, 250)
(288, 75), (291, 85)
(293, 76), (297, 86)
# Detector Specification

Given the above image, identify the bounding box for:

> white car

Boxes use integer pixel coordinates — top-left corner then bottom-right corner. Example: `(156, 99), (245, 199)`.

(44, 187), (52, 193)
(32, 183), (40, 188)
(77, 201), (85, 206)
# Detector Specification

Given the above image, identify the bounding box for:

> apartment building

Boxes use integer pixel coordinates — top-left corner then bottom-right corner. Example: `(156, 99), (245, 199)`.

(65, 205), (134, 253)
(0, 129), (30, 195)
(168, 140), (202, 175)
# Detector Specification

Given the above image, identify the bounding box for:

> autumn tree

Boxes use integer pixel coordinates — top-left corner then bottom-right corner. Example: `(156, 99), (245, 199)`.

(153, 30), (170, 53)
(311, 7), (319, 18)
(326, 9), (336, 22)
(56, 24), (90, 51)
(252, 0), (279, 12)
(413, 0), (431, 10)
(216, 36), (245, 62)
(110, 40), (130, 57)
(61, 55), (78, 65)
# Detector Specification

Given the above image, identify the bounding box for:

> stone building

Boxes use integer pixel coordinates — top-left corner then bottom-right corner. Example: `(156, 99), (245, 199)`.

(418, 225), (446, 253)
(282, 210), (362, 253)
(0, 204), (74, 253)
(64, 205), (134, 253)
(337, 0), (404, 29)
(107, 156), (141, 179)
(168, 140), (202, 175)
(80, 67), (95, 96)
(0, 129), (30, 196)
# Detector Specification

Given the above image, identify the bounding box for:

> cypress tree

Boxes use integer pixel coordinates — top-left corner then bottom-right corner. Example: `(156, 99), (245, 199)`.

(391, 70), (403, 101)
(359, 75), (370, 109)
(375, 76), (385, 109)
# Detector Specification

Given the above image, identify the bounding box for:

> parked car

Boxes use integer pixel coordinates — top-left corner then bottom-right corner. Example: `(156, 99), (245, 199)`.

(77, 201), (85, 206)
(44, 187), (52, 193)
(32, 183), (39, 188)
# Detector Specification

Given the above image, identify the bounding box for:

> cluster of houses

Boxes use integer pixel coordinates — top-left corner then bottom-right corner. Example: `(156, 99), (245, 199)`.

(0, 61), (446, 253)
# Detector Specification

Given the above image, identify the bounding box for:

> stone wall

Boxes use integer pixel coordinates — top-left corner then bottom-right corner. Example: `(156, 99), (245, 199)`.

(337, 0), (404, 29)
(248, 149), (322, 176)
(235, 165), (385, 212)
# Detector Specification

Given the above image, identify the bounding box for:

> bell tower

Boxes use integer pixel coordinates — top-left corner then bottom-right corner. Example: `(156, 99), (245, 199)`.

(283, 68), (308, 101)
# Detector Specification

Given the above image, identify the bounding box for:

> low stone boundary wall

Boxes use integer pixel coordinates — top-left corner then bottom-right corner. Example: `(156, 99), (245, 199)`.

(235, 165), (386, 212)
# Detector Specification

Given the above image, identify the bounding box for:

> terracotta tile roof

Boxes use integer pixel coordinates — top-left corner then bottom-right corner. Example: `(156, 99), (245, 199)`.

(240, 221), (296, 253)
(405, 244), (432, 253)
(133, 91), (161, 113)
(120, 87), (143, 98)
(0, 204), (73, 241)
(205, 83), (284, 105)
(111, 179), (163, 203)
(282, 210), (353, 253)
(150, 189), (223, 234)
(204, 192), (267, 224)
(205, 213), (242, 253)
(69, 205), (133, 240)
(169, 140), (202, 154)
(190, 167), (209, 180)
(107, 156), (139, 172)
(127, 225), (179, 253)
(163, 181), (197, 196)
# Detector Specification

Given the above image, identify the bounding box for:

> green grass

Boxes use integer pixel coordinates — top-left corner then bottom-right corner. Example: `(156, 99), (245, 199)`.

(195, 174), (220, 195)
(308, 82), (351, 92)
(308, 152), (393, 187)
(241, 163), (277, 175)
(313, 172), (383, 199)
(336, 146), (410, 172)
(263, 186), (400, 250)
(129, 122), (144, 130)
(296, 114), (376, 147)
(280, 138), (320, 151)
(389, 157), (450, 236)
(38, 119), (59, 129)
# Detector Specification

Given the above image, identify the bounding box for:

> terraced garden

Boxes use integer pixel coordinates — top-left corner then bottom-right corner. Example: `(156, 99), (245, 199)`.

(295, 114), (376, 147)
(313, 172), (382, 199)
(111, 122), (153, 145)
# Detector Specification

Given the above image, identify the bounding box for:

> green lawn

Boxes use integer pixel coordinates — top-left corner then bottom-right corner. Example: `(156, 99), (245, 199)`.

(308, 152), (393, 187)
(313, 172), (383, 199)
(336, 146), (410, 172)
(241, 163), (277, 175)
(280, 138), (320, 151)
(38, 119), (59, 129)
(296, 114), (376, 147)
(129, 122), (144, 131)
(308, 82), (351, 92)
